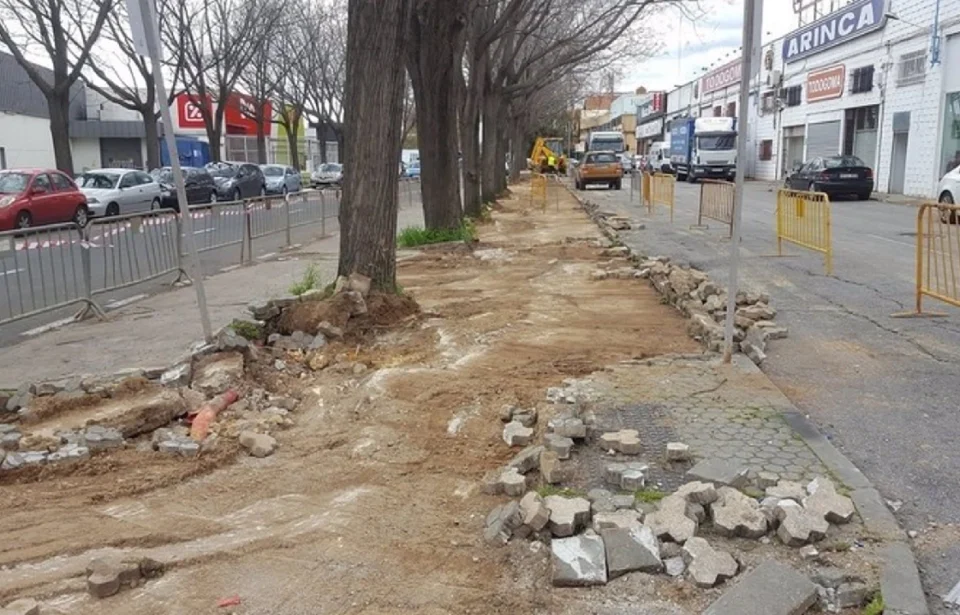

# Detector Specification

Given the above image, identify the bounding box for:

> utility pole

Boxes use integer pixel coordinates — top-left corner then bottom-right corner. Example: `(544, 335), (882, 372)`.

(722, 0), (761, 363)
(128, 0), (213, 341)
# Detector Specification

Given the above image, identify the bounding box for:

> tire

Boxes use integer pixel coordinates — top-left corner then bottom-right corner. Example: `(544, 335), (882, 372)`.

(150, 198), (161, 211)
(210, 191), (219, 204)
(233, 188), (242, 202)
(614, 180), (622, 190)
(73, 205), (89, 227)
(687, 174), (697, 184)
(105, 203), (120, 217)
(15, 210), (32, 229)
(940, 192), (956, 224)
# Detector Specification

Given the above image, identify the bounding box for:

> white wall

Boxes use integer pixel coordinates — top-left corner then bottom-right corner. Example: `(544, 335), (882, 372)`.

(70, 138), (101, 172)
(0, 113), (55, 169)
(85, 90), (143, 122)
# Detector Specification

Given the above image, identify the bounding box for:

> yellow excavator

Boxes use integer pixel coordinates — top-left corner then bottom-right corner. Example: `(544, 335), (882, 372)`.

(529, 137), (566, 174)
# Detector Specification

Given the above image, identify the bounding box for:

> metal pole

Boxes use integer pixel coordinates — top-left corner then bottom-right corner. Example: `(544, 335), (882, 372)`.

(136, 0), (212, 341)
(722, 0), (757, 363)
(284, 194), (292, 248)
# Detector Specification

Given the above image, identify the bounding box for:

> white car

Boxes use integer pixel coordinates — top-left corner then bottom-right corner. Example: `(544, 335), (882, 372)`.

(77, 169), (162, 218)
(938, 164), (960, 223)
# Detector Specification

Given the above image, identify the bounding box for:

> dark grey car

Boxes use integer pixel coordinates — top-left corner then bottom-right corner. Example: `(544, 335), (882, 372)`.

(207, 162), (266, 201)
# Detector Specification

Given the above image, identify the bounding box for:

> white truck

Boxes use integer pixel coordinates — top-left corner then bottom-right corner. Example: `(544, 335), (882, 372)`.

(668, 116), (737, 182)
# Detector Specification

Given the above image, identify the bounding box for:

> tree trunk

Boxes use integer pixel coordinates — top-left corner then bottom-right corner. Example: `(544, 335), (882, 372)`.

(480, 85), (500, 203)
(405, 1), (466, 230)
(338, 0), (409, 290)
(206, 124), (222, 163)
(460, 57), (483, 218)
(256, 115), (268, 164)
(143, 111), (160, 171)
(48, 92), (74, 174)
(287, 129), (300, 170)
(509, 111), (526, 183)
(495, 102), (508, 194)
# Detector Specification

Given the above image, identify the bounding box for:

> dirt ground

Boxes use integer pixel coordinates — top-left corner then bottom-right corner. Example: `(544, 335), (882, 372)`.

(0, 184), (718, 614)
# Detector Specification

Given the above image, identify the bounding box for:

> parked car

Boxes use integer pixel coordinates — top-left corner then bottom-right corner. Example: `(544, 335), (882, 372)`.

(311, 163), (343, 188)
(207, 162), (266, 201)
(150, 166), (218, 211)
(619, 153), (634, 174)
(936, 163), (960, 222)
(78, 169), (162, 218)
(784, 155), (873, 200)
(0, 169), (89, 231)
(261, 164), (302, 195)
(574, 151), (623, 190)
(404, 161), (421, 179)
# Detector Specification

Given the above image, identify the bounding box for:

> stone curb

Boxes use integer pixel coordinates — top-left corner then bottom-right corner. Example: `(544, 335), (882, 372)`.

(564, 180), (931, 615)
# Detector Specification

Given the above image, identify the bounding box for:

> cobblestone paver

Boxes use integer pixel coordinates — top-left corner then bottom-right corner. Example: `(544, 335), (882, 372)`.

(568, 354), (829, 488)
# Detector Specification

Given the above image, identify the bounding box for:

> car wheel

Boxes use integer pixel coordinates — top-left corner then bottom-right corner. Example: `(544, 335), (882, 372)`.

(233, 188), (242, 202)
(210, 191), (218, 204)
(614, 180), (622, 190)
(15, 210), (32, 229)
(73, 205), (89, 227)
(105, 203), (120, 217)
(150, 198), (161, 211)
(940, 192), (956, 224)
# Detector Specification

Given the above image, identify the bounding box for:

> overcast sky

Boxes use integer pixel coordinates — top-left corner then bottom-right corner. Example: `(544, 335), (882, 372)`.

(623, 0), (798, 92)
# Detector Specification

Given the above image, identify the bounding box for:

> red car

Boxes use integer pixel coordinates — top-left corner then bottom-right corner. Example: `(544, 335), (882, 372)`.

(0, 169), (89, 231)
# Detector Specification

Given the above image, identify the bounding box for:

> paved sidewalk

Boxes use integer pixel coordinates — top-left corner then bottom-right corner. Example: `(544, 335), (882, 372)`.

(0, 205), (424, 388)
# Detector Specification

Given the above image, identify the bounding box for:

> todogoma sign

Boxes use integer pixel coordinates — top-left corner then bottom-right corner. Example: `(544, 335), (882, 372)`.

(782, 0), (887, 63)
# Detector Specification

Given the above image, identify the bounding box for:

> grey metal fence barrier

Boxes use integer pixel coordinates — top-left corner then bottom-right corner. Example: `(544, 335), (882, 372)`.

(185, 200), (246, 256)
(0, 223), (100, 325)
(85, 209), (186, 297)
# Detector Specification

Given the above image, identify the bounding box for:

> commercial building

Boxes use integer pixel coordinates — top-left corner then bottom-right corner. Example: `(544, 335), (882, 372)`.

(634, 92), (667, 154)
(652, 0), (959, 198)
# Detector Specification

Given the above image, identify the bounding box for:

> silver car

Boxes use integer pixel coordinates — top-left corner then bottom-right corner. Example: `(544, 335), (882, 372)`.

(261, 164), (302, 195)
(311, 163), (343, 188)
(77, 169), (163, 217)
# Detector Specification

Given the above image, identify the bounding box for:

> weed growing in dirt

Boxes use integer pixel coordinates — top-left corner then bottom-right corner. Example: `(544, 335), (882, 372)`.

(822, 539), (852, 552)
(862, 593), (883, 615)
(230, 319), (264, 340)
(634, 488), (667, 503)
(397, 220), (476, 247)
(537, 485), (584, 498)
(290, 264), (321, 296)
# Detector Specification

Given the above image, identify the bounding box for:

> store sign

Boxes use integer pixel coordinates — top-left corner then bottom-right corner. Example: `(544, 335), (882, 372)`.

(701, 60), (741, 95)
(175, 93), (272, 135)
(636, 91), (666, 120)
(782, 0), (887, 63)
(636, 119), (664, 139)
(806, 65), (845, 102)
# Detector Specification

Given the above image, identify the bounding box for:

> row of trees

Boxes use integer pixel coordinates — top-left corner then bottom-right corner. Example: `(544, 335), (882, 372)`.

(340, 0), (663, 289)
(0, 0), (348, 173)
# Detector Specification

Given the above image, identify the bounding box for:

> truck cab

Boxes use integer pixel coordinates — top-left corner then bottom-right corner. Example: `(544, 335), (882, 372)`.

(669, 117), (737, 182)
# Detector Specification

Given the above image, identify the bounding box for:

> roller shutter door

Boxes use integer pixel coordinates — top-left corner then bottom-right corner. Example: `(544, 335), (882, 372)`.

(805, 121), (841, 160)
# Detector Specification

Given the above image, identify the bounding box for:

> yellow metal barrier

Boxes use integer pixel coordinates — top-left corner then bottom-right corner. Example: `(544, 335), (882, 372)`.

(698, 180), (735, 236)
(775, 189), (833, 274)
(641, 172), (652, 211)
(896, 202), (960, 316)
(530, 174), (547, 210)
(650, 173), (675, 223)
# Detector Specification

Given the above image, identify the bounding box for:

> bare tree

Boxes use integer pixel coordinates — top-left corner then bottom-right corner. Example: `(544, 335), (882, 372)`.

(338, 0), (411, 288)
(0, 0), (112, 172)
(79, 5), (188, 170)
(304, 1), (347, 164)
(273, 3), (320, 170)
(161, 0), (279, 162)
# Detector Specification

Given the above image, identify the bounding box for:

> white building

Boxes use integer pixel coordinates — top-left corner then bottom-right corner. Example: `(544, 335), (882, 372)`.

(662, 0), (960, 197)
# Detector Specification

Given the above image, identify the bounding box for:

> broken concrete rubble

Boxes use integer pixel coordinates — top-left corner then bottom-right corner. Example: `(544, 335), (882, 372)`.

(686, 458), (750, 488)
(803, 477), (855, 524)
(592, 510), (643, 532)
(539, 450), (572, 484)
(507, 445), (544, 474)
(703, 560), (817, 615)
(602, 525), (662, 577)
(544, 495), (591, 537)
(682, 536), (738, 588)
(777, 504), (829, 547)
(544, 433), (573, 459)
(239, 431), (277, 458)
(552, 532), (608, 586)
(666, 441), (691, 461)
(548, 416), (586, 439)
(645, 494), (698, 544)
(599, 429), (641, 454)
(502, 421), (533, 447)
(712, 487), (768, 539)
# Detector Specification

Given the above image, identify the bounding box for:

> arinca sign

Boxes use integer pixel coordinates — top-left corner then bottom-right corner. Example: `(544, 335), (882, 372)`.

(783, 0), (887, 63)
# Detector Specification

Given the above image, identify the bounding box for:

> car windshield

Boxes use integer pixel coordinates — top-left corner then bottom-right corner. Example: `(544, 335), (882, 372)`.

(78, 173), (120, 189)
(591, 138), (624, 152)
(209, 165), (238, 178)
(0, 172), (30, 194)
(587, 153), (617, 163)
(321, 164), (342, 173)
(697, 135), (736, 150)
(262, 166), (284, 177)
(151, 168), (175, 183)
(824, 156), (866, 168)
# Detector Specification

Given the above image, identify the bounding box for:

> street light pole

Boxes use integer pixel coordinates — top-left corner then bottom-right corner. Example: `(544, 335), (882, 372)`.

(722, 0), (759, 363)
(131, 0), (213, 341)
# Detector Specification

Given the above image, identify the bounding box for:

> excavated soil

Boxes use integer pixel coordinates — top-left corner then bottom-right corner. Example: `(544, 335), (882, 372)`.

(0, 183), (705, 614)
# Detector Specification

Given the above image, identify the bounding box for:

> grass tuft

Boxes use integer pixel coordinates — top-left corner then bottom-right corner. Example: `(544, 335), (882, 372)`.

(862, 593), (883, 615)
(229, 319), (264, 341)
(289, 264), (321, 296)
(634, 488), (667, 503)
(397, 220), (476, 247)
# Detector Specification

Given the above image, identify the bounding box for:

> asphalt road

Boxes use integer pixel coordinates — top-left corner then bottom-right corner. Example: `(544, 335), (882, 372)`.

(587, 176), (960, 610)
(0, 184), (423, 348)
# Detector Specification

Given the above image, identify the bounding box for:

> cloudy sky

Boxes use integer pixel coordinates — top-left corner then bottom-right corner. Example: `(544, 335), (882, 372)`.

(623, 0), (799, 91)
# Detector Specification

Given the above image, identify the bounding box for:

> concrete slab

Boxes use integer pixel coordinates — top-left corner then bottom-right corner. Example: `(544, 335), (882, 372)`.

(704, 560), (818, 615)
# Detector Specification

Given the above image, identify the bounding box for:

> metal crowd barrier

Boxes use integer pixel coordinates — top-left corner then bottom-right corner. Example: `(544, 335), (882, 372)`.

(185, 200), (246, 255)
(775, 188), (833, 275)
(0, 223), (100, 325)
(651, 173), (676, 223)
(641, 172), (653, 210)
(530, 173), (548, 209)
(399, 178), (421, 210)
(894, 202), (960, 316)
(697, 180), (735, 236)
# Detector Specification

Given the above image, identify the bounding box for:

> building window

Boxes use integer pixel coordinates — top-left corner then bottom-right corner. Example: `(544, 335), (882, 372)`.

(759, 140), (773, 161)
(713, 106), (722, 117)
(850, 65), (874, 93)
(726, 102), (736, 117)
(843, 105), (879, 156)
(896, 50), (927, 86)
(780, 85), (802, 107)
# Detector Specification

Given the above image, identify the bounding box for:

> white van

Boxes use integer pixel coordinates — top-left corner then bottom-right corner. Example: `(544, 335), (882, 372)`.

(647, 141), (673, 174)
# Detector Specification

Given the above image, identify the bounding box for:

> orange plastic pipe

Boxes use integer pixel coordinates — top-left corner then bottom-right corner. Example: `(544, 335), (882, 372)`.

(190, 389), (239, 441)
